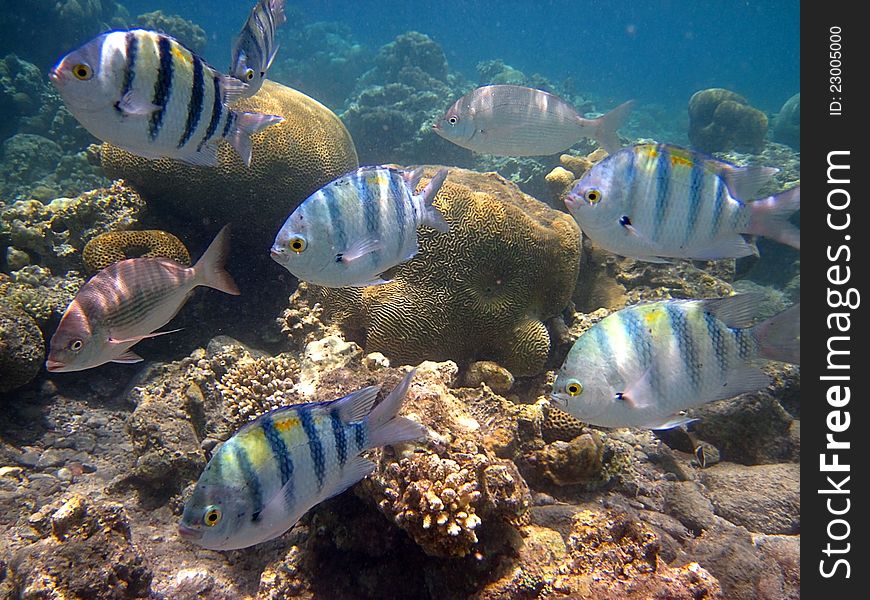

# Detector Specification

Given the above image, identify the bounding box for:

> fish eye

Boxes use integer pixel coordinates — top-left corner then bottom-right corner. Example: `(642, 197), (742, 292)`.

(448, 116), (458, 125)
(584, 189), (602, 204)
(72, 63), (93, 80)
(245, 68), (255, 81)
(565, 380), (583, 397)
(203, 506), (222, 527)
(288, 236), (307, 253)
(69, 339), (83, 352)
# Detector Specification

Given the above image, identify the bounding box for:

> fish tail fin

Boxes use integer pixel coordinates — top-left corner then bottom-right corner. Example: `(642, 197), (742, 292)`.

(751, 303), (800, 365)
(193, 225), (241, 295)
(227, 111), (284, 167)
(366, 369), (427, 449)
(271, 0), (287, 25)
(417, 168), (450, 233)
(746, 186), (800, 249)
(590, 99), (635, 154)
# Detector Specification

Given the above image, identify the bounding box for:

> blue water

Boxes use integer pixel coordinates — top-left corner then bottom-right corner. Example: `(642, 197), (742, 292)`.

(123, 0), (800, 113)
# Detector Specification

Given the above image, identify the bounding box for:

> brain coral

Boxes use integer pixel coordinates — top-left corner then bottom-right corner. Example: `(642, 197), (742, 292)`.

(82, 230), (191, 274)
(314, 167), (581, 377)
(0, 304), (44, 393)
(688, 88), (769, 153)
(100, 81), (358, 248)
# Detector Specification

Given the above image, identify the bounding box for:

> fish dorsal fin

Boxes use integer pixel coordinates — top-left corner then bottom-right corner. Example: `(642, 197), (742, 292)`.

(701, 293), (764, 329)
(221, 74), (250, 104)
(718, 164), (780, 200)
(402, 167), (425, 191)
(332, 385), (381, 423)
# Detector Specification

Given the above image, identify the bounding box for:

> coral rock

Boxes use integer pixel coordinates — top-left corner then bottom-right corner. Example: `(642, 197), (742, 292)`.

(462, 360), (515, 394)
(82, 229), (191, 274)
(134, 11), (207, 54)
(701, 463), (799, 534)
(772, 93), (800, 151)
(315, 166), (581, 376)
(100, 81), (358, 248)
(541, 405), (587, 443)
(0, 304), (44, 393)
(688, 88), (768, 153)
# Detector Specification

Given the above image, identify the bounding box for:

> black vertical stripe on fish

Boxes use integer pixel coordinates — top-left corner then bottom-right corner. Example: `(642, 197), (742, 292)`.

(704, 310), (729, 378)
(666, 304), (701, 390)
(324, 185), (347, 251)
(149, 35), (174, 141)
(115, 32), (138, 115)
(221, 110), (237, 140)
(178, 53), (205, 148)
(619, 309), (659, 397)
(390, 175), (407, 250)
(261, 413), (294, 488)
(735, 329), (753, 361)
(652, 146), (671, 242)
(591, 322), (617, 383)
(685, 158), (705, 245)
(352, 421), (366, 451)
(363, 188), (380, 237)
(232, 442), (263, 514)
(625, 147), (639, 213)
(330, 409), (348, 468)
(299, 407), (325, 489)
(198, 75), (223, 151)
(710, 177), (727, 235)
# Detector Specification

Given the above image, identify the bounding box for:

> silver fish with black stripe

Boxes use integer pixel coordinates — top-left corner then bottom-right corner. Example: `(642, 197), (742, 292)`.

(46, 226), (240, 373)
(50, 29), (283, 167)
(271, 166), (449, 287)
(178, 369), (427, 550)
(552, 294), (800, 430)
(230, 0), (287, 97)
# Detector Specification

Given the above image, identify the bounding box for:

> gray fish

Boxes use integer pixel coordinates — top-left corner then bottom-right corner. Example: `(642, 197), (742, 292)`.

(50, 29), (283, 167)
(179, 369), (426, 550)
(230, 0), (287, 97)
(433, 84), (634, 156)
(46, 226), (240, 372)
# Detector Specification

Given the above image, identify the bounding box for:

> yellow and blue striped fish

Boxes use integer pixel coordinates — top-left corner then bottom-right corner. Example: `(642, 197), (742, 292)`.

(230, 0), (286, 97)
(564, 143), (800, 262)
(178, 369), (426, 550)
(552, 295), (800, 430)
(271, 166), (449, 287)
(46, 226), (240, 373)
(50, 29), (283, 167)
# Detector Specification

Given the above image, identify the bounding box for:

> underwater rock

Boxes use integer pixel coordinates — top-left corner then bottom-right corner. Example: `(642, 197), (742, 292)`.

(100, 81), (358, 250)
(277, 282), (344, 353)
(0, 133), (62, 191)
(476, 59), (528, 86)
(663, 481), (718, 536)
(5, 494), (153, 598)
(540, 406), (587, 443)
(688, 88), (768, 154)
(0, 267), (84, 329)
(522, 432), (605, 487)
(701, 463), (799, 535)
(82, 229), (191, 275)
(314, 166), (581, 377)
(462, 360), (515, 394)
(375, 31), (449, 82)
(0, 180), (146, 275)
(772, 93), (800, 151)
(134, 11), (207, 55)
(0, 304), (44, 393)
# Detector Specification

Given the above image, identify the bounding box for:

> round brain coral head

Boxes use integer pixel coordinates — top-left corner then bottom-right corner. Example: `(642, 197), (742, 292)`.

(100, 81), (358, 249)
(688, 88), (769, 154)
(314, 167), (581, 377)
(82, 230), (191, 274)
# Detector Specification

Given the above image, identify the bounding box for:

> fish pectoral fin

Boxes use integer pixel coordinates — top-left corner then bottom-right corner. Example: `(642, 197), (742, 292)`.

(644, 413), (699, 430)
(333, 385), (382, 423)
(117, 91), (161, 116)
(108, 328), (183, 345)
(619, 366), (656, 409)
(111, 350), (143, 364)
(340, 238), (384, 263)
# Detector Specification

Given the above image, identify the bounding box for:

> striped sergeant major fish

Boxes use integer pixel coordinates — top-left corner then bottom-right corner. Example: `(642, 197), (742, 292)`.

(433, 84), (634, 156)
(178, 369), (427, 550)
(46, 226), (240, 373)
(564, 143), (800, 262)
(230, 0), (287, 97)
(271, 166), (449, 288)
(49, 29), (283, 167)
(552, 294), (800, 430)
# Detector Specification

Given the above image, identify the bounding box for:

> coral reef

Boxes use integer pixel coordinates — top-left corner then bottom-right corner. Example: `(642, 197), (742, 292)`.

(314, 166), (581, 377)
(2, 494), (153, 598)
(341, 32), (471, 167)
(688, 88), (768, 153)
(772, 93), (800, 151)
(100, 81), (358, 251)
(134, 11), (207, 55)
(0, 268), (84, 327)
(0, 304), (44, 393)
(0, 181), (145, 275)
(82, 230), (191, 274)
